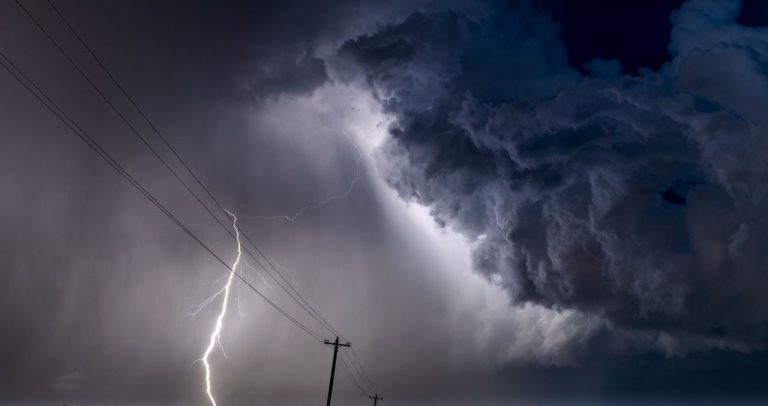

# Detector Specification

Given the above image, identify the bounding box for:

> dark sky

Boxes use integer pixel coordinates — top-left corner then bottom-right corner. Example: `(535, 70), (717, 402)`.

(531, 0), (685, 73)
(2, 0), (768, 405)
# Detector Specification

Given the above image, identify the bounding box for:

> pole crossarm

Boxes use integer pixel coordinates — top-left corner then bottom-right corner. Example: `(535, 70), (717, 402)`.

(324, 336), (351, 406)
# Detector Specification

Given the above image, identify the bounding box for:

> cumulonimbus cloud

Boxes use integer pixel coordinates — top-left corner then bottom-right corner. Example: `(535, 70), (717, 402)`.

(337, 0), (768, 351)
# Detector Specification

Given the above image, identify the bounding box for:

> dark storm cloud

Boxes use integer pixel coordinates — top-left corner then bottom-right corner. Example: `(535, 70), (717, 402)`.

(245, 51), (328, 100)
(7, 0), (768, 403)
(338, 0), (768, 349)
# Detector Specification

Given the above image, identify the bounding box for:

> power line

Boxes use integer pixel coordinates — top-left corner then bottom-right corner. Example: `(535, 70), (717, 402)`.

(345, 348), (375, 393)
(21, 0), (382, 394)
(339, 349), (374, 393)
(349, 346), (377, 392)
(0, 48), (326, 345)
(338, 350), (371, 397)
(344, 354), (374, 395)
(22, 0), (345, 343)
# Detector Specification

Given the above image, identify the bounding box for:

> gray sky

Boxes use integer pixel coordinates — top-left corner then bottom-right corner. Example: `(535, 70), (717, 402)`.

(2, 0), (768, 405)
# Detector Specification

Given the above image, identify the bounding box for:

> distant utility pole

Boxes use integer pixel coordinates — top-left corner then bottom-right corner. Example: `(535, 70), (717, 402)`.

(324, 336), (351, 406)
(369, 394), (383, 405)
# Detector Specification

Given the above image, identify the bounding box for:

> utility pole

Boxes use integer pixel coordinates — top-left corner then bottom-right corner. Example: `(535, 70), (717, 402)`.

(369, 394), (383, 405)
(324, 336), (351, 406)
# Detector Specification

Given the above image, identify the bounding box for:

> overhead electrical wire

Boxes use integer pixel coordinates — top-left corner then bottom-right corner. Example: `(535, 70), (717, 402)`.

(0, 48), (326, 345)
(17, 0), (341, 341)
(14, 0), (380, 394)
(339, 352), (373, 397)
(341, 352), (374, 394)
(34, 0), (381, 393)
(346, 349), (376, 393)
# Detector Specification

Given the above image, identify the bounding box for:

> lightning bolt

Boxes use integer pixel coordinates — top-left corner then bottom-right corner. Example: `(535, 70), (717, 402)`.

(250, 133), (364, 223)
(196, 209), (243, 406)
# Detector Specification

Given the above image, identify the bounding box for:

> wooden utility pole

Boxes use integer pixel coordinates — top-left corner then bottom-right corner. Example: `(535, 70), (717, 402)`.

(369, 394), (383, 405)
(324, 336), (351, 406)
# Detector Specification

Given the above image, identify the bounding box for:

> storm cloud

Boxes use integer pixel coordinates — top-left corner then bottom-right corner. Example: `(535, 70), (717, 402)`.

(338, 0), (768, 350)
(5, 0), (768, 403)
